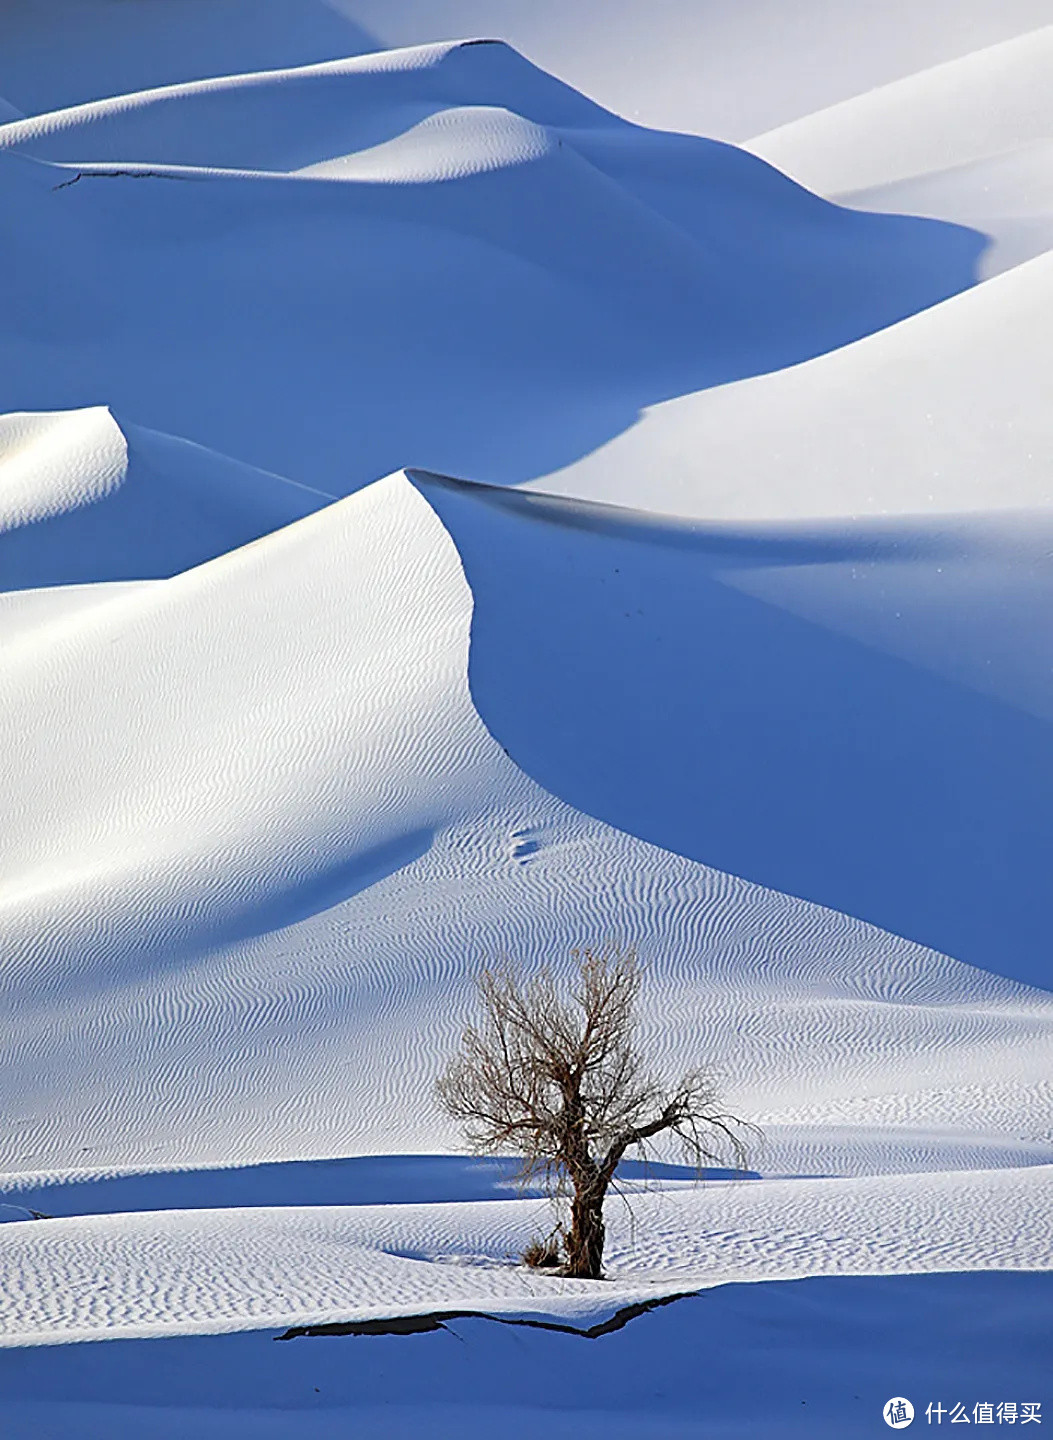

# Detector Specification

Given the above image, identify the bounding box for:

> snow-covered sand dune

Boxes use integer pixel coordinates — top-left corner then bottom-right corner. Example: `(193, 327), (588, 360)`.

(0, 4), (1050, 1433)
(841, 143), (1053, 282)
(0, 407), (329, 590)
(2, 472), (1050, 1182)
(4, 0), (1050, 139)
(748, 25), (1053, 197)
(496, 248), (1053, 984)
(0, 1167), (1050, 1346)
(0, 40), (983, 492)
(425, 469), (1053, 989)
(528, 248), (1053, 523)
(749, 25), (1053, 279)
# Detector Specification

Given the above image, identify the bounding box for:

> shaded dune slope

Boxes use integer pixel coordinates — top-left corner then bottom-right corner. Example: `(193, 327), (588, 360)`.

(0, 1271), (1047, 1439)
(0, 0), (380, 117)
(421, 473), (1053, 993)
(841, 141), (1053, 280)
(0, 41), (983, 492)
(473, 252), (1053, 988)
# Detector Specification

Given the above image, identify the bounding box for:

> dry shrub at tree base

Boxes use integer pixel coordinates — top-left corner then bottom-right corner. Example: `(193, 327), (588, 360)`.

(436, 946), (756, 1279)
(521, 1237), (563, 1270)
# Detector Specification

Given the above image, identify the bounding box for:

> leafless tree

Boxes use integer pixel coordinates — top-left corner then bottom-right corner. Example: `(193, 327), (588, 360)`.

(436, 946), (754, 1280)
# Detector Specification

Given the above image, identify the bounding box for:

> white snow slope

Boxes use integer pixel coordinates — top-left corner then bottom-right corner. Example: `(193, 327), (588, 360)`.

(0, 6), (1050, 1438)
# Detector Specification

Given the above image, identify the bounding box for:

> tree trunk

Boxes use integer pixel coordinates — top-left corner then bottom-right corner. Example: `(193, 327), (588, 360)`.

(564, 1182), (607, 1278)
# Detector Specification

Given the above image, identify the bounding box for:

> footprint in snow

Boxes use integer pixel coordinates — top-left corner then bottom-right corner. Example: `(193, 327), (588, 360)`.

(509, 827), (541, 864)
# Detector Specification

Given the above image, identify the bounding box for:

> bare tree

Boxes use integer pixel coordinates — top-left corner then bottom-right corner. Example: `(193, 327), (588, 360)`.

(436, 946), (753, 1280)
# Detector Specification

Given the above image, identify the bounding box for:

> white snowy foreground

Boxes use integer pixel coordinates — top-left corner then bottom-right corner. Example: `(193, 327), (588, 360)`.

(1, 1167), (1051, 1346)
(0, 3), (1051, 1436)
